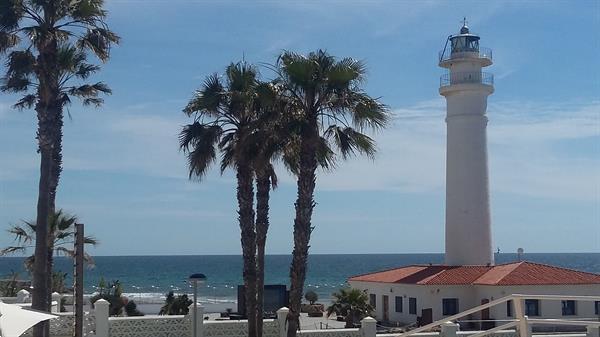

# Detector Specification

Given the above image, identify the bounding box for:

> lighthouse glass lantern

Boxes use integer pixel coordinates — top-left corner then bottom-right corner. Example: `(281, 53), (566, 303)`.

(450, 24), (480, 54)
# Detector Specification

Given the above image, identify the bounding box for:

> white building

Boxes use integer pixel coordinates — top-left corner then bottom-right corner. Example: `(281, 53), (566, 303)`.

(349, 261), (600, 325)
(348, 22), (600, 326)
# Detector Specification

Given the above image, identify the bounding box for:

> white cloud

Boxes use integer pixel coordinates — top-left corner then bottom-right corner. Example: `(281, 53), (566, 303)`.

(312, 99), (600, 202)
(2, 96), (598, 202)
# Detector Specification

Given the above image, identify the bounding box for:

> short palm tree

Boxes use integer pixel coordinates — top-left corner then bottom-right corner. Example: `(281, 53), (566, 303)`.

(327, 288), (374, 328)
(180, 62), (262, 337)
(159, 291), (193, 315)
(1, 209), (98, 274)
(273, 50), (390, 337)
(0, 2), (119, 328)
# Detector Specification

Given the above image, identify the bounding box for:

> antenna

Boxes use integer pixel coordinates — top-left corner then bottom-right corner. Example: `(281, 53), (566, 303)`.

(462, 17), (468, 27)
(517, 248), (524, 261)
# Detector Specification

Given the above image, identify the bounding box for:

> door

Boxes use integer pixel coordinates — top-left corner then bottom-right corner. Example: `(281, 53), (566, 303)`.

(421, 308), (433, 325)
(383, 295), (389, 321)
(480, 299), (495, 330)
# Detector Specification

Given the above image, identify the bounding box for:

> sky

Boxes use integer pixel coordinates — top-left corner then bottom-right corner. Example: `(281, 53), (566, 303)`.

(0, 0), (599, 256)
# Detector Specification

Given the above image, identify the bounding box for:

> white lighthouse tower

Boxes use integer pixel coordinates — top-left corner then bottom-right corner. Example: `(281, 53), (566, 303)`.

(439, 20), (494, 266)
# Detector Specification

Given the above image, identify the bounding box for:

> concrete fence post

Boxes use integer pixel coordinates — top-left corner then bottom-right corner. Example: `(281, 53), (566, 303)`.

(16, 289), (30, 303)
(187, 303), (205, 337)
(441, 321), (459, 337)
(587, 325), (600, 337)
(51, 292), (61, 313)
(276, 307), (289, 337)
(94, 299), (109, 337)
(360, 316), (377, 337)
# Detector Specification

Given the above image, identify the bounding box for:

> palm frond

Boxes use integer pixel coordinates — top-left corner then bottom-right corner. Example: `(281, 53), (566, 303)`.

(76, 27), (120, 62)
(179, 122), (222, 179)
(349, 92), (389, 130)
(0, 0), (24, 32)
(0, 31), (20, 54)
(13, 93), (36, 109)
(324, 125), (376, 160)
(6, 224), (34, 243)
(70, 0), (108, 22)
(0, 246), (27, 256)
(183, 74), (224, 117)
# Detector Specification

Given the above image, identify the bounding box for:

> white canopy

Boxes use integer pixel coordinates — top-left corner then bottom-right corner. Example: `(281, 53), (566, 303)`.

(0, 301), (57, 337)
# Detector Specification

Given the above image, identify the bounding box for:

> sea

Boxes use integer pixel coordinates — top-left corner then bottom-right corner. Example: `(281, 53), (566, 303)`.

(1, 253), (599, 311)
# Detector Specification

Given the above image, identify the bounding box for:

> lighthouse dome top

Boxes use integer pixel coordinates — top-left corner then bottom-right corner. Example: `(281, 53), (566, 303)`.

(460, 23), (470, 34)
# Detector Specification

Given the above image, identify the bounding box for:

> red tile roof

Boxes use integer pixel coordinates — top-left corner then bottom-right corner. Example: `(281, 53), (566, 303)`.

(348, 261), (600, 286)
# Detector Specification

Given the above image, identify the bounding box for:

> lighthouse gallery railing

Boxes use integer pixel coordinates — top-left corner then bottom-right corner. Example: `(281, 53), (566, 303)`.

(439, 46), (493, 63)
(440, 71), (494, 88)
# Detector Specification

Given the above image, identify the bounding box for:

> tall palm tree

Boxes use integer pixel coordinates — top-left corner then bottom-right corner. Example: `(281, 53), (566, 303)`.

(180, 62), (261, 337)
(273, 50), (390, 337)
(326, 288), (374, 328)
(0, 2), (119, 332)
(250, 81), (286, 337)
(1, 209), (98, 273)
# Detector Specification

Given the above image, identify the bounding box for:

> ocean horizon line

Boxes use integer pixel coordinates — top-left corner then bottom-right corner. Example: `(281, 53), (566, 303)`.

(1, 252), (599, 258)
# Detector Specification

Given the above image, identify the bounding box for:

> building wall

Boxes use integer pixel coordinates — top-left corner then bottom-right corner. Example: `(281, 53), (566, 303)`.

(348, 281), (600, 324)
(475, 284), (600, 321)
(349, 281), (477, 324)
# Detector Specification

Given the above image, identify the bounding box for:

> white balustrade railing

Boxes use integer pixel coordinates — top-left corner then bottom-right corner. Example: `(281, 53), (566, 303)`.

(9, 292), (599, 337)
(394, 294), (600, 337)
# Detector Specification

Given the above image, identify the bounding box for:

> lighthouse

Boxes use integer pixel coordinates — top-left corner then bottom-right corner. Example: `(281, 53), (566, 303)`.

(348, 22), (600, 325)
(439, 21), (494, 266)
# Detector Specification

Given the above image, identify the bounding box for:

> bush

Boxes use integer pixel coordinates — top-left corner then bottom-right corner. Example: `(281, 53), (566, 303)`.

(124, 300), (144, 316)
(305, 290), (318, 305)
(90, 278), (126, 316)
(0, 271), (20, 297)
(159, 291), (193, 315)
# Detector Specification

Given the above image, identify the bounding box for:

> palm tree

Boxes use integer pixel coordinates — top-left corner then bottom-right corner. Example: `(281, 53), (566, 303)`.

(327, 288), (374, 328)
(273, 50), (390, 337)
(0, 2), (119, 331)
(1, 209), (98, 274)
(180, 62), (262, 337)
(249, 81), (286, 337)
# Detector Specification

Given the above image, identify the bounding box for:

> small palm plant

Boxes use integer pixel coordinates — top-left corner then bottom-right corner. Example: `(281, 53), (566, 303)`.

(1, 209), (98, 274)
(159, 291), (193, 315)
(327, 288), (374, 328)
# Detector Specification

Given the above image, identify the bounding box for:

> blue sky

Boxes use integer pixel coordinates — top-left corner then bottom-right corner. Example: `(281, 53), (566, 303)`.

(0, 0), (598, 256)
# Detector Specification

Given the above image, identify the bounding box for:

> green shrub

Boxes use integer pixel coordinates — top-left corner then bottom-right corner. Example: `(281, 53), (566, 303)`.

(159, 291), (193, 315)
(305, 290), (318, 305)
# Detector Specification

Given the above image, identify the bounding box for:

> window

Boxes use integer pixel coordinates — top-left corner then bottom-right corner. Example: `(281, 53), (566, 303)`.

(443, 298), (459, 315)
(525, 299), (540, 316)
(596, 301), (600, 315)
(561, 300), (576, 316)
(409, 297), (417, 315)
(395, 296), (403, 313)
(506, 300), (513, 317)
(369, 294), (376, 309)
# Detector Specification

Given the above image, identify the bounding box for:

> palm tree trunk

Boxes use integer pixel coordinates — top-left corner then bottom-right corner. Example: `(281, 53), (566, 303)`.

(46, 116), (62, 313)
(32, 147), (51, 337)
(236, 163), (257, 337)
(32, 31), (60, 337)
(287, 120), (319, 337)
(255, 171), (271, 337)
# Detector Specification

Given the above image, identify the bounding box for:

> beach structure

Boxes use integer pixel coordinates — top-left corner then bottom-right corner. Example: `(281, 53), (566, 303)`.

(348, 22), (600, 326)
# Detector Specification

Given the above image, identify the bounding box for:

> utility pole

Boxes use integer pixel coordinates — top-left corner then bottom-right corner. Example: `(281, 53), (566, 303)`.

(73, 223), (84, 337)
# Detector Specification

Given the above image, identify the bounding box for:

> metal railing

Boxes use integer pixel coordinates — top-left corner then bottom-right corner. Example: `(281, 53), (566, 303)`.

(440, 72), (494, 88)
(439, 47), (493, 63)
(394, 294), (600, 337)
